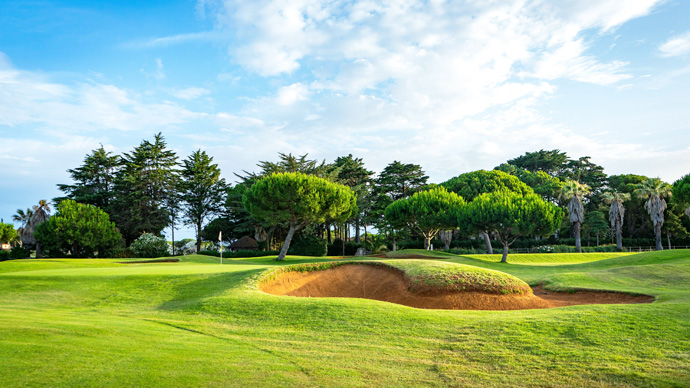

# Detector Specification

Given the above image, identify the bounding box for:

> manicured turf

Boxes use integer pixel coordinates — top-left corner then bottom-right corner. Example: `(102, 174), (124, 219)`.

(465, 252), (634, 265)
(1, 251), (689, 387)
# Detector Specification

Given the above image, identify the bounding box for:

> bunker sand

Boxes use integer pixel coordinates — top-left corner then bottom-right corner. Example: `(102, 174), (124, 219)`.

(260, 264), (654, 310)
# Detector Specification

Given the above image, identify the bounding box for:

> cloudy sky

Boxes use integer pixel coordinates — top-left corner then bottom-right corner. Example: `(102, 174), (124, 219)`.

(1, 0), (689, 239)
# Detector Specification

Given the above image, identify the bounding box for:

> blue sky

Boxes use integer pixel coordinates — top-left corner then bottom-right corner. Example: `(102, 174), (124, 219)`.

(1, 0), (689, 240)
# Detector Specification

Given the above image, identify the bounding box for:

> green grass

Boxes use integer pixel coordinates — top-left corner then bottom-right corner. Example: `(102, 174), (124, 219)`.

(465, 252), (634, 265)
(261, 259), (531, 294)
(1, 252), (689, 387)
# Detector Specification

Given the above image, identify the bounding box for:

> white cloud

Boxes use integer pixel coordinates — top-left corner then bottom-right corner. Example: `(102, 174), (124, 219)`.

(659, 31), (690, 57)
(122, 31), (221, 48)
(275, 83), (310, 105)
(0, 55), (201, 132)
(170, 87), (211, 100)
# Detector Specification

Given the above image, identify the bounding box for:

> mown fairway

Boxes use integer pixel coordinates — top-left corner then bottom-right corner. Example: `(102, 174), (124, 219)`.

(1, 251), (689, 387)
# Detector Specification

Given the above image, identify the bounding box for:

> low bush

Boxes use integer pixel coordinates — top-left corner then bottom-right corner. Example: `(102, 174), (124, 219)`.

(0, 247), (32, 260)
(10, 246), (31, 259)
(111, 248), (136, 259)
(197, 250), (280, 258)
(328, 239), (364, 256)
(130, 233), (170, 258)
(289, 235), (327, 257)
(447, 247), (492, 255)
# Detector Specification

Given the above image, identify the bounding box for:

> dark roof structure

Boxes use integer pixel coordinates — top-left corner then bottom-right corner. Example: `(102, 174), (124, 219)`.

(230, 236), (259, 250)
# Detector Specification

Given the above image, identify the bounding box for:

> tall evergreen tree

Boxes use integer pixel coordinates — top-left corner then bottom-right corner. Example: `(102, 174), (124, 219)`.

(110, 133), (178, 244)
(328, 155), (374, 243)
(367, 161), (428, 237)
(672, 174), (690, 219)
(56, 146), (122, 210)
(507, 149), (569, 177)
(179, 150), (227, 252)
(375, 161), (428, 201)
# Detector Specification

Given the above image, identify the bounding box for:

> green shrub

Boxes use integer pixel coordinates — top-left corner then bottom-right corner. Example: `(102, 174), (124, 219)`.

(111, 248), (136, 259)
(130, 233), (170, 258)
(0, 250), (10, 261)
(328, 239), (364, 256)
(9, 246), (31, 259)
(289, 235), (327, 256)
(447, 247), (490, 255)
(197, 250), (280, 258)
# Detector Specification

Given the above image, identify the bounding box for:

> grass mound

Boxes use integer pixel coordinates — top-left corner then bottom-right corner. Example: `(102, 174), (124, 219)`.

(260, 259), (532, 296)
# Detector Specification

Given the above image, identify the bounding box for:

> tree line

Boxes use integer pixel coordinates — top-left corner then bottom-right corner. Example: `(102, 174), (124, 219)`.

(5, 135), (690, 259)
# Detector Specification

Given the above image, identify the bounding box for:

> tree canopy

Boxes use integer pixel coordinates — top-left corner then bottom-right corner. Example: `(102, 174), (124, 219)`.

(34, 200), (121, 258)
(110, 133), (178, 244)
(673, 174), (690, 219)
(0, 223), (16, 245)
(384, 187), (465, 250)
(441, 169), (534, 253)
(243, 172), (357, 260)
(458, 191), (562, 263)
(179, 150), (227, 252)
(441, 170), (533, 202)
(56, 146), (121, 210)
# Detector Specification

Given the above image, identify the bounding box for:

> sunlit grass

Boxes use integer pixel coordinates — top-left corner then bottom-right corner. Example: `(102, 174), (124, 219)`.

(0, 250), (688, 387)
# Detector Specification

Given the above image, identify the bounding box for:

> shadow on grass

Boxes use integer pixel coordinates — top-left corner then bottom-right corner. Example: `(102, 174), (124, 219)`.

(157, 268), (265, 312)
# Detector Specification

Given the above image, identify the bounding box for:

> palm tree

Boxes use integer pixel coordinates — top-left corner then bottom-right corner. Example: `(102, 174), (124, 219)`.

(634, 178), (672, 251)
(13, 208), (34, 247)
(602, 191), (631, 252)
(559, 180), (590, 253)
(30, 200), (51, 258)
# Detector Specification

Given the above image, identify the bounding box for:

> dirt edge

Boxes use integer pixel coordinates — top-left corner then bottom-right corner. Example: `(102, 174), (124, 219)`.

(259, 264), (654, 310)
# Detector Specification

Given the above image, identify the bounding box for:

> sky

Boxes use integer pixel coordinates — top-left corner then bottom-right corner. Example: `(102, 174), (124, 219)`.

(1, 0), (689, 240)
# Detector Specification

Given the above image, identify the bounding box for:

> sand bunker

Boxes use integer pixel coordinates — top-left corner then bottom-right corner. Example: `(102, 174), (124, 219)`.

(259, 264), (654, 310)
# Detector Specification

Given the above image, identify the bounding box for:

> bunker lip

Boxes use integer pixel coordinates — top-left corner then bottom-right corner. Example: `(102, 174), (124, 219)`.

(259, 264), (654, 310)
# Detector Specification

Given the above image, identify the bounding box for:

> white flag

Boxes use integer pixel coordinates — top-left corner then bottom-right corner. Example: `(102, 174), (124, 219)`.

(218, 231), (222, 242)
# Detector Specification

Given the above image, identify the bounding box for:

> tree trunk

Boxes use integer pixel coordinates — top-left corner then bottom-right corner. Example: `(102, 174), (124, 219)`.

(667, 231), (672, 250)
(35, 242), (43, 259)
(196, 222), (202, 253)
(392, 236), (397, 252)
(171, 221), (175, 256)
(364, 224), (367, 241)
(615, 224), (623, 252)
(480, 231), (493, 254)
(266, 227), (275, 251)
(654, 223), (663, 251)
(501, 243), (509, 263)
(438, 230), (452, 250)
(277, 224), (298, 261)
(423, 236), (431, 250)
(574, 222), (582, 253)
(355, 218), (361, 243)
(327, 223), (331, 244)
